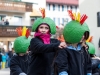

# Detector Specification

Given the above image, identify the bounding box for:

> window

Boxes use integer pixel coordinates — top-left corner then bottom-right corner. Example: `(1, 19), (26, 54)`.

(53, 18), (55, 22)
(62, 18), (64, 24)
(75, 6), (77, 12)
(58, 18), (60, 25)
(30, 18), (35, 26)
(53, 4), (55, 11)
(75, 6), (77, 9)
(62, 5), (64, 11)
(67, 6), (70, 10)
(70, 6), (72, 10)
(0, 15), (6, 21)
(48, 4), (50, 10)
(66, 5), (68, 11)
(66, 18), (69, 22)
(13, 16), (22, 25)
(58, 5), (60, 11)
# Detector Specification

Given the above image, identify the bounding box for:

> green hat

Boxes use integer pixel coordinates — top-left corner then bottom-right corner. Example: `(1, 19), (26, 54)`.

(32, 17), (56, 34)
(63, 10), (90, 43)
(86, 42), (95, 54)
(63, 20), (90, 43)
(14, 36), (31, 53)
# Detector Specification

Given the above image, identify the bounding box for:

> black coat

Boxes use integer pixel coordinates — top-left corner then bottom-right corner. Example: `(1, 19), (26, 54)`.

(27, 37), (60, 75)
(54, 47), (92, 75)
(10, 54), (29, 75)
(91, 58), (100, 75)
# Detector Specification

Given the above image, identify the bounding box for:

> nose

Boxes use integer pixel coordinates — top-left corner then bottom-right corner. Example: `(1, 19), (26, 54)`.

(41, 28), (46, 33)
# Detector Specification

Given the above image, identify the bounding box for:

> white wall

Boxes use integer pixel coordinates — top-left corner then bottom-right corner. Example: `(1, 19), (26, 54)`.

(79, 0), (100, 56)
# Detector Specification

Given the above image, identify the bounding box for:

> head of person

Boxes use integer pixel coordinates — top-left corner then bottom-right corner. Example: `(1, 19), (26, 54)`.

(86, 42), (95, 57)
(32, 8), (56, 35)
(32, 17), (56, 35)
(63, 10), (90, 45)
(14, 36), (31, 55)
(36, 23), (50, 34)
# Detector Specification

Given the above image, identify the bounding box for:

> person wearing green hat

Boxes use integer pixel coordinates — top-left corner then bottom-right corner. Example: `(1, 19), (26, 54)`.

(10, 36), (31, 75)
(27, 8), (67, 75)
(87, 42), (100, 75)
(54, 10), (92, 75)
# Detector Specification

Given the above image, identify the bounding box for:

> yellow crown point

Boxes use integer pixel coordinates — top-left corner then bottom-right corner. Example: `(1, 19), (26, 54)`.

(22, 26), (27, 36)
(73, 13), (77, 20)
(76, 12), (80, 22)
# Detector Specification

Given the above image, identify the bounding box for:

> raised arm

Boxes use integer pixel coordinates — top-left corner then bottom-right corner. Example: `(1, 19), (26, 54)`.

(30, 38), (60, 53)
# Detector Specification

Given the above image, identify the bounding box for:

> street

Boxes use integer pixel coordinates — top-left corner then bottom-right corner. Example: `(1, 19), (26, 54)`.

(0, 68), (10, 75)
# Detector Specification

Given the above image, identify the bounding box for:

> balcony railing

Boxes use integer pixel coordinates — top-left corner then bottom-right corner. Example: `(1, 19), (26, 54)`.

(0, 25), (32, 37)
(0, 0), (33, 13)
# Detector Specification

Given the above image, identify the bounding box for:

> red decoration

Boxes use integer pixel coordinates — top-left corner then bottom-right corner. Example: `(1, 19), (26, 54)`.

(25, 29), (30, 38)
(39, 8), (45, 18)
(88, 36), (93, 42)
(16, 27), (22, 36)
(68, 10), (75, 20)
(56, 26), (59, 29)
(80, 14), (88, 25)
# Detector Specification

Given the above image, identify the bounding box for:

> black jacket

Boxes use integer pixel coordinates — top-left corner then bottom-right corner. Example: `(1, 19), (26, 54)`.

(54, 47), (92, 75)
(10, 54), (29, 75)
(27, 37), (60, 75)
(91, 58), (100, 75)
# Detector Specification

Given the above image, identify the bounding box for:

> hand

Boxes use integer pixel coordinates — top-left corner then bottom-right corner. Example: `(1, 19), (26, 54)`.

(82, 41), (88, 50)
(59, 42), (67, 48)
(19, 73), (27, 75)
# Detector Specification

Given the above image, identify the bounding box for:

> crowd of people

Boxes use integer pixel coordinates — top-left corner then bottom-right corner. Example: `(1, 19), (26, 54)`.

(1, 9), (100, 75)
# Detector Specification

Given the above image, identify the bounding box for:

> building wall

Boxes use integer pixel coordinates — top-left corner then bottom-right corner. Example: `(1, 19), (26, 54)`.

(79, 0), (100, 56)
(46, 3), (79, 26)
(0, 0), (46, 26)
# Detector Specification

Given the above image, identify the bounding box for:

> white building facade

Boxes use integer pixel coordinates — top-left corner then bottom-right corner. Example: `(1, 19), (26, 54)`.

(46, 0), (79, 26)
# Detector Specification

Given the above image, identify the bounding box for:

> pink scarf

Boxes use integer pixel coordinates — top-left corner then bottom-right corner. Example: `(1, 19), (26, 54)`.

(34, 32), (51, 44)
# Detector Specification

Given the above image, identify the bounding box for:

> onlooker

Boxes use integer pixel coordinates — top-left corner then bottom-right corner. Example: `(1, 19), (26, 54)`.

(2, 53), (7, 69)
(4, 19), (9, 25)
(0, 19), (5, 25)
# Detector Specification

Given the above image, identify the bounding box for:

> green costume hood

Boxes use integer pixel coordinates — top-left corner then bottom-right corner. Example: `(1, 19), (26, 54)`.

(86, 42), (95, 54)
(63, 20), (90, 43)
(32, 17), (56, 34)
(14, 36), (31, 53)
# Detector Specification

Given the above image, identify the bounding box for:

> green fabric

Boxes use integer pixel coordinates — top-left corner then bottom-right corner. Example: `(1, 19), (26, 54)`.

(63, 20), (90, 43)
(14, 36), (31, 53)
(86, 42), (95, 54)
(32, 17), (56, 34)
